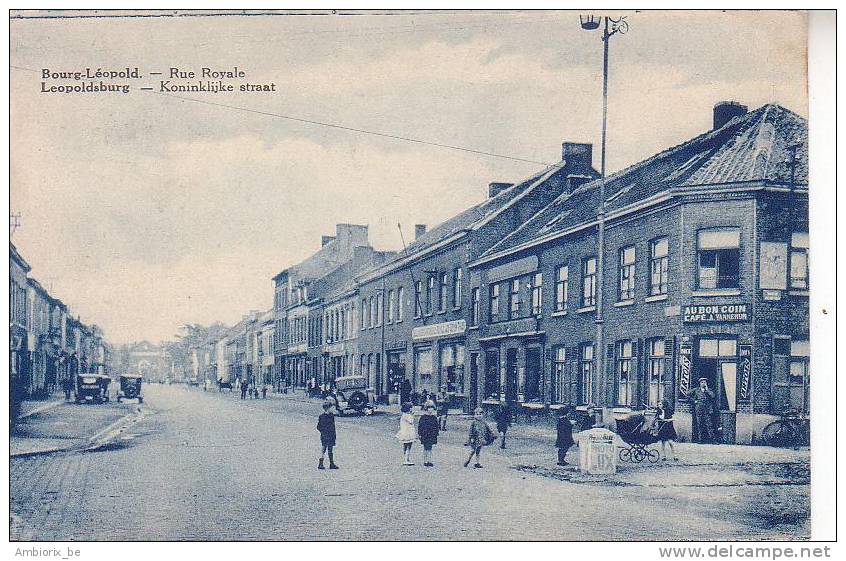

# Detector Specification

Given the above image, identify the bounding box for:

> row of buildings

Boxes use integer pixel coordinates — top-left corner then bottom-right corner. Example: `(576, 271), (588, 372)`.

(193, 101), (809, 444)
(9, 243), (110, 416)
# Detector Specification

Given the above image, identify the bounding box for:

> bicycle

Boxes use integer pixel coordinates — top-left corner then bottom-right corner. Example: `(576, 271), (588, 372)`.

(761, 409), (810, 447)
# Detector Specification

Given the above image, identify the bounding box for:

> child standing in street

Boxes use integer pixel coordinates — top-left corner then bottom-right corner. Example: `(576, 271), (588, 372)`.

(436, 386), (449, 431)
(464, 407), (493, 468)
(417, 400), (440, 467)
(654, 399), (678, 461)
(396, 402), (417, 465)
(317, 400), (339, 470)
(494, 402), (512, 449)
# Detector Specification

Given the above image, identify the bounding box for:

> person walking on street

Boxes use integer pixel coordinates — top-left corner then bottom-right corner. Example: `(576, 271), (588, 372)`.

(396, 402), (417, 465)
(436, 386), (449, 431)
(400, 378), (412, 405)
(240, 379), (249, 400)
(556, 407), (575, 466)
(464, 407), (494, 468)
(63, 376), (73, 401)
(417, 400), (440, 467)
(494, 401), (512, 449)
(654, 399), (678, 461)
(261, 384), (268, 399)
(690, 378), (716, 443)
(317, 399), (339, 470)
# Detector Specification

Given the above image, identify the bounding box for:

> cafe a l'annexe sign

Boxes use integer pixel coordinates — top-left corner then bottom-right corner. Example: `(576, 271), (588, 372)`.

(683, 303), (750, 323)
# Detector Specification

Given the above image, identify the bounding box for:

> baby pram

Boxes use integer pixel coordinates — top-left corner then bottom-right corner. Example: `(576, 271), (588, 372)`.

(616, 412), (661, 463)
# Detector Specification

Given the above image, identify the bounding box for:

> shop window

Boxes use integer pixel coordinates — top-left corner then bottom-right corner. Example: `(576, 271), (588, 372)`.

(580, 343), (595, 405)
(414, 281), (423, 318)
(531, 273), (543, 316)
(509, 279), (521, 319)
(582, 257), (597, 307)
(616, 340), (636, 406)
(555, 265), (569, 311)
(618, 246), (636, 301)
(415, 347), (434, 391)
(453, 267), (462, 308)
(647, 338), (666, 407)
(697, 228), (740, 289)
(396, 286), (404, 321)
(439, 272), (449, 312)
(489, 284), (500, 322)
(426, 276), (435, 315)
(650, 237), (669, 295)
(790, 233), (809, 289)
(551, 346), (574, 403)
(470, 288), (480, 326)
(387, 290), (395, 323)
(441, 342), (465, 394)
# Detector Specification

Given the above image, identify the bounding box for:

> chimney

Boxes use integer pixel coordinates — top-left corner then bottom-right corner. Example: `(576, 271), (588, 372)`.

(562, 142), (593, 172)
(321, 235), (336, 247)
(488, 182), (514, 198)
(414, 224), (427, 240)
(713, 101), (748, 130)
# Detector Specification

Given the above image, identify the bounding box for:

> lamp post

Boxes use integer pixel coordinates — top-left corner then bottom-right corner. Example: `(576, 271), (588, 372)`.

(580, 14), (628, 407)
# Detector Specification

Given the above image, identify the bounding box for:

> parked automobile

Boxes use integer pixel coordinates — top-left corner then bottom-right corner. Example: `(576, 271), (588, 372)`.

(329, 375), (376, 416)
(75, 373), (110, 403)
(117, 374), (144, 403)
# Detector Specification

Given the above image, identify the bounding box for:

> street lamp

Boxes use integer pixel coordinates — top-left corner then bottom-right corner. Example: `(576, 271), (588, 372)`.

(580, 14), (629, 407)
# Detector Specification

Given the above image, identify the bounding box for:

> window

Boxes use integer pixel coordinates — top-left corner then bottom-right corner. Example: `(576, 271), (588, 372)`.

(453, 267), (462, 308)
(616, 340), (636, 406)
(697, 228), (740, 289)
(790, 233), (809, 289)
(414, 281), (423, 318)
(509, 279), (521, 319)
(698, 337), (736, 357)
(361, 299), (368, 329)
(582, 257), (597, 307)
(555, 265), (569, 311)
(580, 343), (595, 405)
(788, 340), (810, 414)
(375, 292), (383, 326)
(650, 237), (669, 295)
(415, 347), (433, 386)
(489, 284), (500, 321)
(387, 290), (395, 323)
(470, 288), (480, 326)
(439, 272), (449, 312)
(441, 342), (465, 394)
(531, 273), (543, 316)
(426, 276), (434, 315)
(551, 346), (573, 403)
(370, 296), (378, 328)
(619, 246), (636, 301)
(647, 338), (666, 407)
(397, 286), (404, 321)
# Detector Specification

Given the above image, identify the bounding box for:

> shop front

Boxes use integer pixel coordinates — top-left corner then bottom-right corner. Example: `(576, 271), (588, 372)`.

(676, 303), (752, 444)
(385, 341), (408, 403)
(477, 316), (545, 416)
(411, 319), (468, 409)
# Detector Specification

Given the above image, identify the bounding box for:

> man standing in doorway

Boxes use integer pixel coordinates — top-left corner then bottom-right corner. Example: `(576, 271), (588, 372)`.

(690, 378), (716, 443)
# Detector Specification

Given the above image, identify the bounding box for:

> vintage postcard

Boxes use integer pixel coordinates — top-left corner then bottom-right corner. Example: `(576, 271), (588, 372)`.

(6, 7), (835, 550)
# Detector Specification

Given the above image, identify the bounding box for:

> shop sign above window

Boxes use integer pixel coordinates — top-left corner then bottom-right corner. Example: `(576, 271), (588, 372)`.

(682, 303), (750, 323)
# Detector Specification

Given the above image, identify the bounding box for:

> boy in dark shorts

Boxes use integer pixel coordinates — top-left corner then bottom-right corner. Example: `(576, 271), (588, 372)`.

(317, 400), (339, 470)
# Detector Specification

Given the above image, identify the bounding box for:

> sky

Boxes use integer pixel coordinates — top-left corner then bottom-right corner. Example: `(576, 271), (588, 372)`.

(9, 10), (807, 345)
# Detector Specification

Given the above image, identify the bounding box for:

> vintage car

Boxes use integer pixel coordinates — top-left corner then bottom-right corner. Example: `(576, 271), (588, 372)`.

(330, 375), (376, 416)
(75, 373), (110, 403)
(117, 374), (144, 403)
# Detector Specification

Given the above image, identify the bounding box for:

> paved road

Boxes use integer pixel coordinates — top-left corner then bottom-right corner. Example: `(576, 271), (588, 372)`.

(10, 385), (809, 541)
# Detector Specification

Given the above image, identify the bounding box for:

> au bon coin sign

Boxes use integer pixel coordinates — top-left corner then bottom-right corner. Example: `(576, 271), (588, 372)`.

(683, 303), (750, 323)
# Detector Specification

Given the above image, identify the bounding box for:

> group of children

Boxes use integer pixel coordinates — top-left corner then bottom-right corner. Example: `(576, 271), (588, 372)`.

(315, 396), (679, 471)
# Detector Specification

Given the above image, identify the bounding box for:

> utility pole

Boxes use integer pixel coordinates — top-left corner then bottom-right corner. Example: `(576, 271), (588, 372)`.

(580, 14), (629, 406)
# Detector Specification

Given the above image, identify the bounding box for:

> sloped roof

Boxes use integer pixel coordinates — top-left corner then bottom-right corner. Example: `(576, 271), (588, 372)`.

(480, 104), (807, 259)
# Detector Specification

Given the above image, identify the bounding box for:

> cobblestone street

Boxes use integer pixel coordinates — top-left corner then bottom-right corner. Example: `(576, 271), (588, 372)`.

(10, 385), (810, 541)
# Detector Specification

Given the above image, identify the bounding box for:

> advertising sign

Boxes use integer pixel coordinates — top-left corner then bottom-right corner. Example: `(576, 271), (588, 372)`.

(412, 319), (466, 341)
(760, 242), (788, 290)
(738, 344), (752, 402)
(579, 428), (617, 475)
(683, 303), (750, 323)
(678, 343), (693, 398)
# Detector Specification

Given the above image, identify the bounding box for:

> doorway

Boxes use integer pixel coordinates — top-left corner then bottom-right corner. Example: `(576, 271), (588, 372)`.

(524, 347), (542, 401)
(695, 337), (738, 443)
(505, 348), (518, 402)
(469, 353), (479, 409)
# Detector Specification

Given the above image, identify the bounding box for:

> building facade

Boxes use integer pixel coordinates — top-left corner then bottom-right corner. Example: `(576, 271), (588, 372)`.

(467, 103), (808, 443)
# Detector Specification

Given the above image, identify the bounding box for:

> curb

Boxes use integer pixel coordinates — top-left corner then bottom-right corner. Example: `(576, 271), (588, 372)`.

(17, 399), (65, 420)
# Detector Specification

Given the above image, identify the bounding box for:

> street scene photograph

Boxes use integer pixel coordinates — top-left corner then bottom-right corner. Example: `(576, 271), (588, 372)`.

(6, 7), (836, 549)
